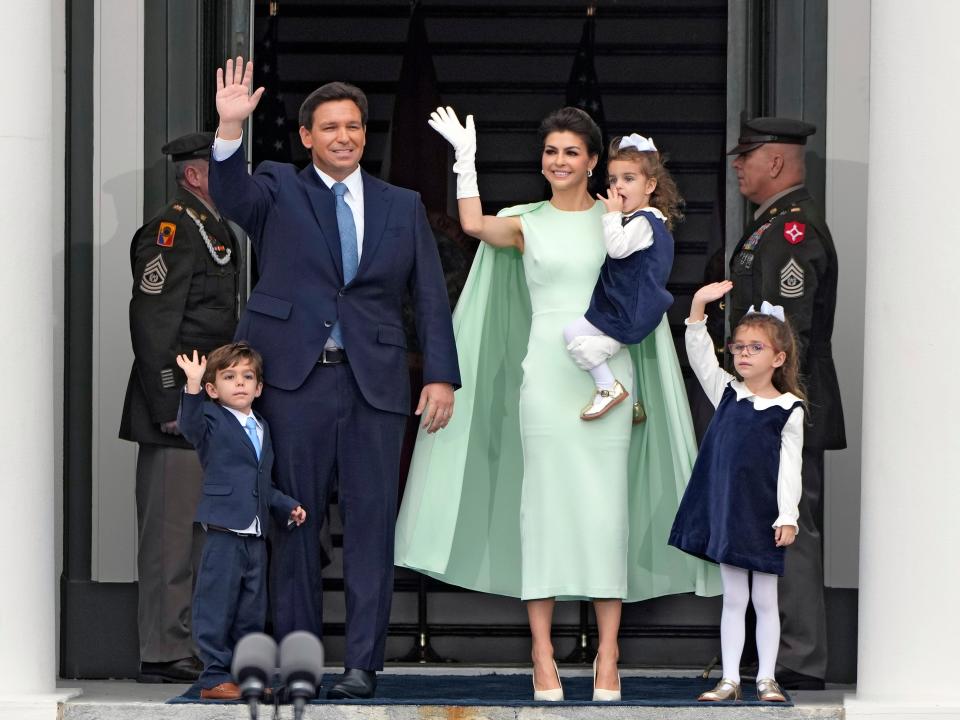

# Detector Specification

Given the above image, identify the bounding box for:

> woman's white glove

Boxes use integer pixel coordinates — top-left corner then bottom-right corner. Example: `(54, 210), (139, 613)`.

(428, 106), (479, 199)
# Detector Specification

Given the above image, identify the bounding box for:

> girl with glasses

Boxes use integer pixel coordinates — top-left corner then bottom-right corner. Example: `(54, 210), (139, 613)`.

(669, 280), (805, 703)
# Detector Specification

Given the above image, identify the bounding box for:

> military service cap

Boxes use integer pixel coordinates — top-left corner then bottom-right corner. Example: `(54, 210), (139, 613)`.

(727, 117), (817, 155)
(161, 132), (214, 162)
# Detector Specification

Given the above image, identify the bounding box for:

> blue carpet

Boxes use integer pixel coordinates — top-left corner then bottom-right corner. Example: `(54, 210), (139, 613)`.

(169, 673), (792, 706)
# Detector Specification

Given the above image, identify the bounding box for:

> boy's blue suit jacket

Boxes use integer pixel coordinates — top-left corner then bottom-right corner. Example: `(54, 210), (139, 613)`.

(177, 390), (299, 532)
(209, 149), (461, 414)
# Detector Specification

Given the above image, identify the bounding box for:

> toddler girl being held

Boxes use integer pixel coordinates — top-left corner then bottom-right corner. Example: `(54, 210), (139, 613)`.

(563, 134), (683, 420)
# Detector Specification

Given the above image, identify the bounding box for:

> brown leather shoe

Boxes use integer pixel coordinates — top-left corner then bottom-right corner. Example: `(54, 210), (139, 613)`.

(200, 682), (242, 700)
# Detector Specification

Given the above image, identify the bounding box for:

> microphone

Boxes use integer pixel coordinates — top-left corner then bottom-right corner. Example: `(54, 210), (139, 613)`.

(231, 632), (277, 720)
(278, 631), (325, 720)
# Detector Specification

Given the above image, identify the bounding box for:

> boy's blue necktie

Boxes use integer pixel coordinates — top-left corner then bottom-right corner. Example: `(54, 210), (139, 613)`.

(244, 416), (261, 460)
(329, 181), (358, 347)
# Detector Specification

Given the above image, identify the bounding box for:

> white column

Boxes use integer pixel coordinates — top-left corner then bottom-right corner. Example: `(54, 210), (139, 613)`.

(845, 2), (960, 718)
(824, 0), (869, 591)
(0, 2), (75, 719)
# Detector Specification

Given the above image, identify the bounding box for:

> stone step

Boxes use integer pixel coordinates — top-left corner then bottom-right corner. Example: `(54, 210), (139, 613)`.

(59, 670), (847, 720)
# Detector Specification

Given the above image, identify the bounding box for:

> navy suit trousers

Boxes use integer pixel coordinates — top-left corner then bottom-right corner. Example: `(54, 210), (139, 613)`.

(192, 531), (268, 688)
(260, 362), (406, 671)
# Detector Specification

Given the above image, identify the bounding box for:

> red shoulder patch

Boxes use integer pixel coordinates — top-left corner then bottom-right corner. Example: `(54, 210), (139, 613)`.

(783, 221), (806, 245)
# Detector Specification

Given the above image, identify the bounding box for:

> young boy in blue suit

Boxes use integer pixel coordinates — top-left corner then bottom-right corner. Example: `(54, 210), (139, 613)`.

(176, 343), (306, 700)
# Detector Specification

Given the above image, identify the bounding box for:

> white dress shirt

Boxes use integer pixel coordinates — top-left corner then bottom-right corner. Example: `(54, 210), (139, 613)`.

(600, 206), (666, 259)
(684, 317), (804, 530)
(222, 405), (264, 536)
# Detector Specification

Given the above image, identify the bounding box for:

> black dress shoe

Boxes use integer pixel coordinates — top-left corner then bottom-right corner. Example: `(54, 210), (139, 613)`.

(326, 668), (377, 699)
(776, 668), (825, 690)
(137, 656), (203, 683)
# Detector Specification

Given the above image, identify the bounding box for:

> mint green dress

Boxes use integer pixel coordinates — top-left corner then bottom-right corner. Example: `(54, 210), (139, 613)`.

(395, 201), (720, 601)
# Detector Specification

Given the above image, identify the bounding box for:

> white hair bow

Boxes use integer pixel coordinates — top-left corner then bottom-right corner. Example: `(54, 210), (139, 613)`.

(618, 133), (657, 152)
(746, 301), (786, 323)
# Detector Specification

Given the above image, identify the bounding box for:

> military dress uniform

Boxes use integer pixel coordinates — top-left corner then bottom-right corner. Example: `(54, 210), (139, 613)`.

(119, 133), (240, 679)
(727, 118), (846, 684)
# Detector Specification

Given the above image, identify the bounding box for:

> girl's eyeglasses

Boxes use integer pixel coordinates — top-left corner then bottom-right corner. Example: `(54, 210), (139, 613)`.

(727, 342), (772, 356)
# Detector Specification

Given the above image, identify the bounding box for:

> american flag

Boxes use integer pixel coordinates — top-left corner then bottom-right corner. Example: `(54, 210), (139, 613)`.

(252, 13), (291, 164)
(566, 8), (607, 194)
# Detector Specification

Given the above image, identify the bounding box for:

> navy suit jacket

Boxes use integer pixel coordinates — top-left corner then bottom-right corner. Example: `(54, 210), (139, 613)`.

(177, 390), (299, 532)
(209, 149), (460, 415)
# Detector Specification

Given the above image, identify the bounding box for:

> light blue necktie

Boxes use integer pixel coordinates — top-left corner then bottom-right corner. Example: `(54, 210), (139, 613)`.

(244, 416), (261, 460)
(329, 181), (359, 347)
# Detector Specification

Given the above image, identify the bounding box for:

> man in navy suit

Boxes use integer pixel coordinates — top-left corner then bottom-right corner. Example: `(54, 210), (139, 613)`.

(209, 58), (460, 699)
(176, 344), (306, 700)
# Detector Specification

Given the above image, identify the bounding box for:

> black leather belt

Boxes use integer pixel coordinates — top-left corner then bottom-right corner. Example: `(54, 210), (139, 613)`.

(318, 348), (348, 365)
(206, 524), (258, 537)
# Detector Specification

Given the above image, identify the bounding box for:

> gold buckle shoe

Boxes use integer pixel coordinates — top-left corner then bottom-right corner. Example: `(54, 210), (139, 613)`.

(580, 381), (629, 421)
(632, 400), (646, 424)
(756, 677), (786, 702)
(698, 678), (741, 702)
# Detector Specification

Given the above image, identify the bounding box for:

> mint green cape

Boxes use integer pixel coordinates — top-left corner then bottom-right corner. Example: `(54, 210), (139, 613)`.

(395, 209), (721, 601)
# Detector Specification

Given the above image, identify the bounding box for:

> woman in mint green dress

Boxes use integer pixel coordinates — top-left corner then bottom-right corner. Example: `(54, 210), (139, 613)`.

(395, 107), (720, 701)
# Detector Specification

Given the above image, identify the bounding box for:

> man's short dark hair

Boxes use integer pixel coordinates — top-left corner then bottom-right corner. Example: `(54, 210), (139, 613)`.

(203, 341), (264, 388)
(298, 82), (369, 129)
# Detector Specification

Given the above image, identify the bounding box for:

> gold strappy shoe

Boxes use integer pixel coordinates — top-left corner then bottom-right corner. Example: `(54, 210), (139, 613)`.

(580, 381), (629, 420)
(632, 400), (646, 424)
(756, 677), (787, 702)
(698, 677), (742, 702)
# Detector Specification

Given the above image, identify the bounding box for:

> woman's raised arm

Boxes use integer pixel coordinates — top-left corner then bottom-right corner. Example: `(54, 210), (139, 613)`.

(428, 106), (524, 251)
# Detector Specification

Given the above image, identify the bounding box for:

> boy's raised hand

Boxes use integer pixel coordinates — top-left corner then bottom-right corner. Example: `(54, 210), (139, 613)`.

(597, 186), (624, 214)
(176, 350), (207, 394)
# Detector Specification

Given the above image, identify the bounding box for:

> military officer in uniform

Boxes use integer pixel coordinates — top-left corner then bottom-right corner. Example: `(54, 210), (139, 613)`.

(726, 117), (846, 690)
(119, 132), (241, 683)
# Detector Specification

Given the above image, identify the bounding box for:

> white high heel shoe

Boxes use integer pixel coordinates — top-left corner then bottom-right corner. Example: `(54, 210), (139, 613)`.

(533, 660), (564, 702)
(592, 656), (621, 702)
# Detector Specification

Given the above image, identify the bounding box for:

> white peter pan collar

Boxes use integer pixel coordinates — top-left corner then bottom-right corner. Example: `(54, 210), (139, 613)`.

(730, 380), (802, 411)
(624, 205), (666, 221)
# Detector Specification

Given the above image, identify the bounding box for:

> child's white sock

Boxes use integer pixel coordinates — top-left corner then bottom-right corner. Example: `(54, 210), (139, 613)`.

(589, 362), (616, 391)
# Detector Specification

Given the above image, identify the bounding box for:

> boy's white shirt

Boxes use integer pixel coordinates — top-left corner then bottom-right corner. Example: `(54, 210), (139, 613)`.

(684, 317), (803, 531)
(601, 205), (666, 259)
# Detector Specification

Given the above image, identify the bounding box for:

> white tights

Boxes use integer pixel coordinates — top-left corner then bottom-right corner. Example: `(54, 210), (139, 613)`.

(719, 563), (780, 683)
(562, 316), (616, 389)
